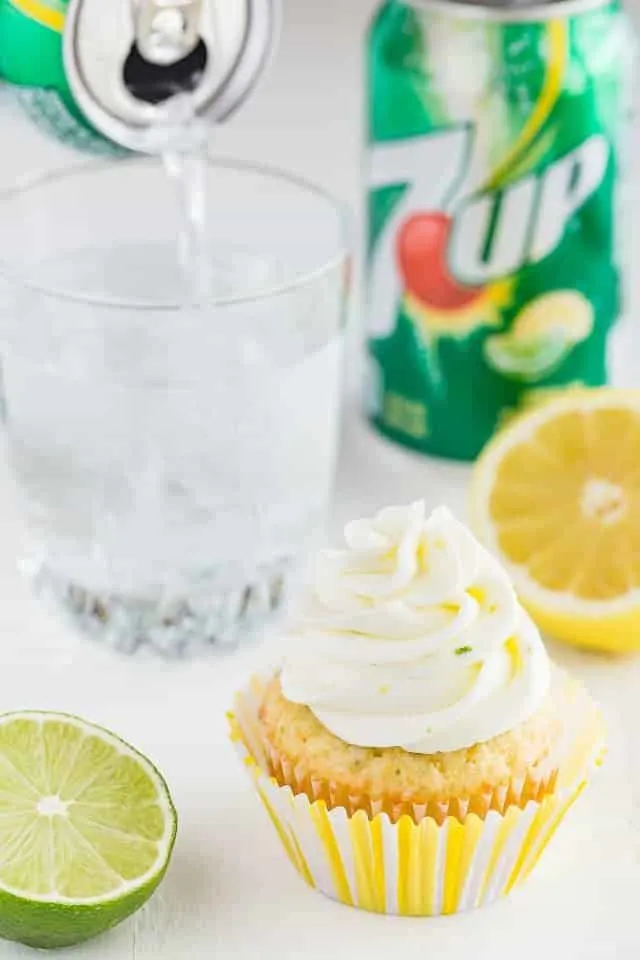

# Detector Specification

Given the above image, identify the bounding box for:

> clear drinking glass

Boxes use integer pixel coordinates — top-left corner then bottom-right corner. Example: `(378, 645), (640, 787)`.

(0, 159), (348, 656)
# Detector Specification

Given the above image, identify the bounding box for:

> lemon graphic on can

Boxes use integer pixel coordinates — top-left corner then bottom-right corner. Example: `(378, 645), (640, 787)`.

(485, 291), (594, 383)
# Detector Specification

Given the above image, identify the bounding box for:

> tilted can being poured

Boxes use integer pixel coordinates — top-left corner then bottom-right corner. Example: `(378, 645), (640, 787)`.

(0, 0), (277, 153)
(365, 0), (636, 460)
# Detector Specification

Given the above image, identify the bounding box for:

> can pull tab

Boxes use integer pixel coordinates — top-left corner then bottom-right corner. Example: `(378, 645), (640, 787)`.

(124, 0), (208, 105)
(132, 0), (204, 66)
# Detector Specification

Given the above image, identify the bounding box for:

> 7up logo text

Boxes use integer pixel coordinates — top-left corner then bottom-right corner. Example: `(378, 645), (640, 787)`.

(368, 128), (610, 338)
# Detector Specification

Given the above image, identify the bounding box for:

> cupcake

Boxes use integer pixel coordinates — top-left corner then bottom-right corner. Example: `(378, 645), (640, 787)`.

(229, 502), (604, 916)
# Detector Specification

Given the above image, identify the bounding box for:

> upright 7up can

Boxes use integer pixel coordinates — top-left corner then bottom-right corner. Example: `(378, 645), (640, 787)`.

(366, 0), (636, 461)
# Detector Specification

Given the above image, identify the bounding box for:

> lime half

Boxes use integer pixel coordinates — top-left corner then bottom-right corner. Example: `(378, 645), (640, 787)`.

(0, 712), (177, 949)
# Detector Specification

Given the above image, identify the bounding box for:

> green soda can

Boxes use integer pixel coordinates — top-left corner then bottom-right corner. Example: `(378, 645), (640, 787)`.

(365, 0), (636, 461)
(0, 0), (277, 154)
(0, 0), (121, 154)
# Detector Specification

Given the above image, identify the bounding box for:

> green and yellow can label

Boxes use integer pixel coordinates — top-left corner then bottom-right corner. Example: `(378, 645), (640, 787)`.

(366, 0), (636, 460)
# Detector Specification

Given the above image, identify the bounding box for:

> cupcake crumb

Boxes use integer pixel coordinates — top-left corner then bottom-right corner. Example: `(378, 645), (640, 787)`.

(257, 672), (583, 807)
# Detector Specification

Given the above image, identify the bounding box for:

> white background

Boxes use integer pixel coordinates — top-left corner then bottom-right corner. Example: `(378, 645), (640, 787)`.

(0, 0), (639, 957)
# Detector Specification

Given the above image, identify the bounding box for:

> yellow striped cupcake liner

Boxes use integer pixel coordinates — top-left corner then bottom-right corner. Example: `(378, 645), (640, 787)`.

(228, 675), (605, 917)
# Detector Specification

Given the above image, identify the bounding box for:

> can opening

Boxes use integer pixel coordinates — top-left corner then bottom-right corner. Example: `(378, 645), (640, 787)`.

(122, 39), (208, 104)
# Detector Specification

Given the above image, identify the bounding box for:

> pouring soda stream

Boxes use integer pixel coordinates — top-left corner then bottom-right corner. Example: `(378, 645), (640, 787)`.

(65, 0), (278, 301)
(0, 0), (278, 300)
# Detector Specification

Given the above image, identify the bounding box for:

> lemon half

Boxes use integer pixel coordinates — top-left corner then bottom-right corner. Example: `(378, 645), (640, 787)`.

(471, 388), (640, 652)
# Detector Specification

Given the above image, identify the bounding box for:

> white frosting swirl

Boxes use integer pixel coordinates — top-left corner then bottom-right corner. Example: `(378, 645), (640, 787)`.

(281, 502), (550, 754)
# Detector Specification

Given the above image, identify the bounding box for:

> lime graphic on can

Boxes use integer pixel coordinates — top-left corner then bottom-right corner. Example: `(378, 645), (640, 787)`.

(485, 290), (594, 382)
(365, 0), (636, 461)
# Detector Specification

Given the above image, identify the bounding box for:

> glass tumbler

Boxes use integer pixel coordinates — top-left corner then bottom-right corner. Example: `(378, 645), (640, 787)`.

(0, 159), (348, 656)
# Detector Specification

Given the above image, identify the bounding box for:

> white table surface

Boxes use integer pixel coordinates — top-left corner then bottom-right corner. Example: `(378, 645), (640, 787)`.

(0, 1), (639, 957)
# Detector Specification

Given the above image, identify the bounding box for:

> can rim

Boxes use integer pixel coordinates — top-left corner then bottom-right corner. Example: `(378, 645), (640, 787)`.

(409, 0), (616, 22)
